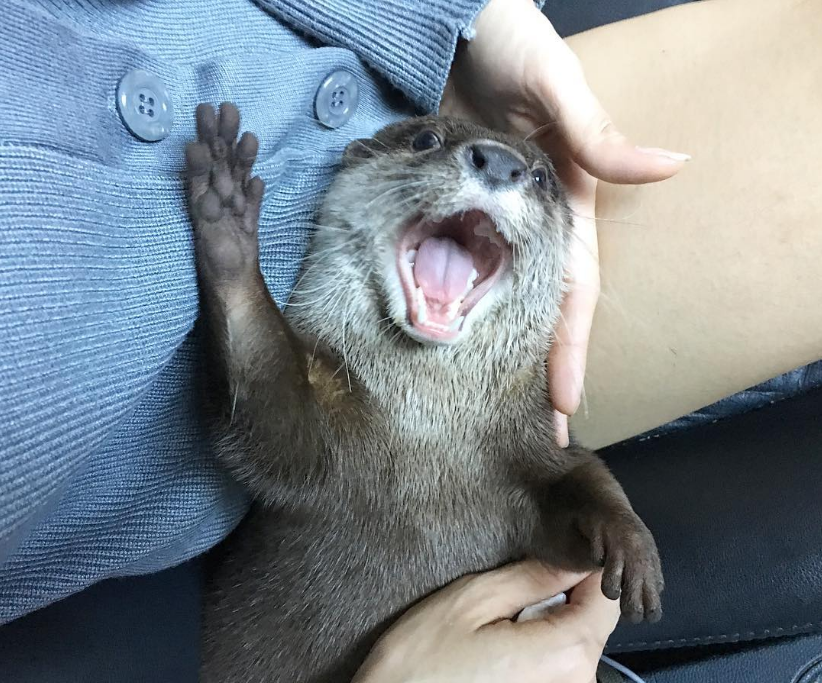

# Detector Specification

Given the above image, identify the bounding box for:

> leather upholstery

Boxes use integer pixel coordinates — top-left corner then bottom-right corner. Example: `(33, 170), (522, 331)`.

(632, 361), (822, 442)
(633, 634), (822, 683)
(544, 0), (702, 37)
(602, 388), (822, 653)
(797, 653), (822, 683)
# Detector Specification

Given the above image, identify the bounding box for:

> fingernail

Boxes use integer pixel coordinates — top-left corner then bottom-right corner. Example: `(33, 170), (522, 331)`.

(637, 147), (692, 163)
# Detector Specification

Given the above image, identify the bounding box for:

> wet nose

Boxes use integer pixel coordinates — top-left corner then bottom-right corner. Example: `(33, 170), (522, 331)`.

(466, 143), (528, 188)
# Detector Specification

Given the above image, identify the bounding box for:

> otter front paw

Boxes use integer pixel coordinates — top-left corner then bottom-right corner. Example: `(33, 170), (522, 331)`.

(186, 102), (264, 283)
(579, 512), (664, 624)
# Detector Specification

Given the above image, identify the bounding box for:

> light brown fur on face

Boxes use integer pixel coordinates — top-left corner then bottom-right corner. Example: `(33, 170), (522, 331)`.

(186, 103), (663, 683)
(294, 116), (570, 360)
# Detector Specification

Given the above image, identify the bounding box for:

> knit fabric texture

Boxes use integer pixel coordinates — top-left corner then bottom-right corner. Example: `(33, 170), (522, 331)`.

(0, 0), (487, 623)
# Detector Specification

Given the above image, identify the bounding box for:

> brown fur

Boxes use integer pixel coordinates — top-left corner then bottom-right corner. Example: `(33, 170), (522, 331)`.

(185, 103), (663, 683)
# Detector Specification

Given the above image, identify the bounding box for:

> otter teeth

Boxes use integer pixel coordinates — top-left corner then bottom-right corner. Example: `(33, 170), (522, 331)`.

(406, 249), (417, 265)
(457, 269), (479, 299)
(473, 220), (498, 241)
(414, 286), (466, 332)
(416, 287), (427, 323)
(445, 300), (462, 320)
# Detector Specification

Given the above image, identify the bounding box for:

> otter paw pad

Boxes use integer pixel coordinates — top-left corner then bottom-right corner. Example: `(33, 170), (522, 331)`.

(186, 102), (264, 280)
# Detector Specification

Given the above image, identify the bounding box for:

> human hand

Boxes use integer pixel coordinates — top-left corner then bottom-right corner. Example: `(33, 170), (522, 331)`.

(352, 563), (620, 683)
(441, 0), (689, 445)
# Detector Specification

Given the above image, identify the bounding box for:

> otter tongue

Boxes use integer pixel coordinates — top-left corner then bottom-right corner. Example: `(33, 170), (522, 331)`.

(413, 236), (474, 313)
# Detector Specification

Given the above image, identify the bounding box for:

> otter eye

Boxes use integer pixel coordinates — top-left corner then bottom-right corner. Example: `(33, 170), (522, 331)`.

(532, 167), (548, 190)
(412, 129), (442, 152)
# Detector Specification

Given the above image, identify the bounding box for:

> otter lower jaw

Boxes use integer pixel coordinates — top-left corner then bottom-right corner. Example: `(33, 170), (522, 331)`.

(395, 209), (511, 344)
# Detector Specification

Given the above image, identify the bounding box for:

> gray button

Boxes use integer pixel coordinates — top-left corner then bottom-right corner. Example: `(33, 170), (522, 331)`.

(315, 70), (359, 129)
(116, 69), (174, 142)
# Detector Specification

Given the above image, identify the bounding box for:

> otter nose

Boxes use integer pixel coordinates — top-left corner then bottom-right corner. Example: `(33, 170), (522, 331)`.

(466, 143), (528, 188)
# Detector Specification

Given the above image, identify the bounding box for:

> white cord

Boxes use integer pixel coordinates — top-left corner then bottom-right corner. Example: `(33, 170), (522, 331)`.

(600, 655), (648, 683)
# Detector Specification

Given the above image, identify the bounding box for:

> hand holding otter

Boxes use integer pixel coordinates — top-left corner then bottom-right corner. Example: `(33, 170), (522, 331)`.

(353, 564), (619, 683)
(442, 0), (689, 445)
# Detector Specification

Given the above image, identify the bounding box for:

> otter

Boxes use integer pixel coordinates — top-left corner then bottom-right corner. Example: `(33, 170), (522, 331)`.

(185, 102), (663, 683)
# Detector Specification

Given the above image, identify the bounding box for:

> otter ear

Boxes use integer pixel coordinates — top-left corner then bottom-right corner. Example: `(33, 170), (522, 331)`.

(342, 138), (380, 164)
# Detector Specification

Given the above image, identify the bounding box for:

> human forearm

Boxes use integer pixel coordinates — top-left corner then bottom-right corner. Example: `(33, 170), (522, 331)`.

(566, 0), (822, 447)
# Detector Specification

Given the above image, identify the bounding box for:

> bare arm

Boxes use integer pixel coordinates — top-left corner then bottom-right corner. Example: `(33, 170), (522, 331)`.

(566, 0), (822, 447)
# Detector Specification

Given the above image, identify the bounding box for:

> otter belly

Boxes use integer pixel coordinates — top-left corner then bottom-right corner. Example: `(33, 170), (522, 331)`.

(201, 500), (520, 683)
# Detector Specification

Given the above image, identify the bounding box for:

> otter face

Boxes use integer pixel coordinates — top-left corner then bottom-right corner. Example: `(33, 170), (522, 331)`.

(304, 116), (571, 348)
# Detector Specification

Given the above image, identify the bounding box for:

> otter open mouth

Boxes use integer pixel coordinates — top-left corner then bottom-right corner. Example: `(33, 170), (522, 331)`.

(396, 210), (511, 343)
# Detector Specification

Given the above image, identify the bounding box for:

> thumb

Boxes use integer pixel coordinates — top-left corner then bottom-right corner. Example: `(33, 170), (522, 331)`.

(461, 562), (590, 627)
(564, 572), (622, 642)
(539, 29), (689, 184)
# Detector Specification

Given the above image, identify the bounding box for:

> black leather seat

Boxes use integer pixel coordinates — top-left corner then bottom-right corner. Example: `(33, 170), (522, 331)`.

(543, 0), (702, 37)
(601, 388), (822, 681)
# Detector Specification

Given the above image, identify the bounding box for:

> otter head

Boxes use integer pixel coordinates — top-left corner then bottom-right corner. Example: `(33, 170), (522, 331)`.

(292, 116), (572, 358)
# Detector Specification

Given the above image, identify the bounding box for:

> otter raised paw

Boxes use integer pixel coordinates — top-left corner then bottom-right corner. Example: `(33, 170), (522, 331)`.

(186, 102), (264, 285)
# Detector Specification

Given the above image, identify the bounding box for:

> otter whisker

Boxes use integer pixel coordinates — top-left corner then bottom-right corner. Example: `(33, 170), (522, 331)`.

(230, 385), (238, 424)
(363, 181), (432, 210)
(307, 336), (322, 376)
(358, 137), (391, 152)
(523, 120), (561, 143)
(563, 208), (649, 229)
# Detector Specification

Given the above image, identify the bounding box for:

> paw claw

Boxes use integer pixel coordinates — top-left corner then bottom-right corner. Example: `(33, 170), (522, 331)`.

(626, 609), (644, 625)
(602, 582), (622, 602)
(643, 581), (663, 619)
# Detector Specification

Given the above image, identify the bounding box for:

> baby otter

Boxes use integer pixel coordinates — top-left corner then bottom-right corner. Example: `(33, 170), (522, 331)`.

(186, 102), (663, 683)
